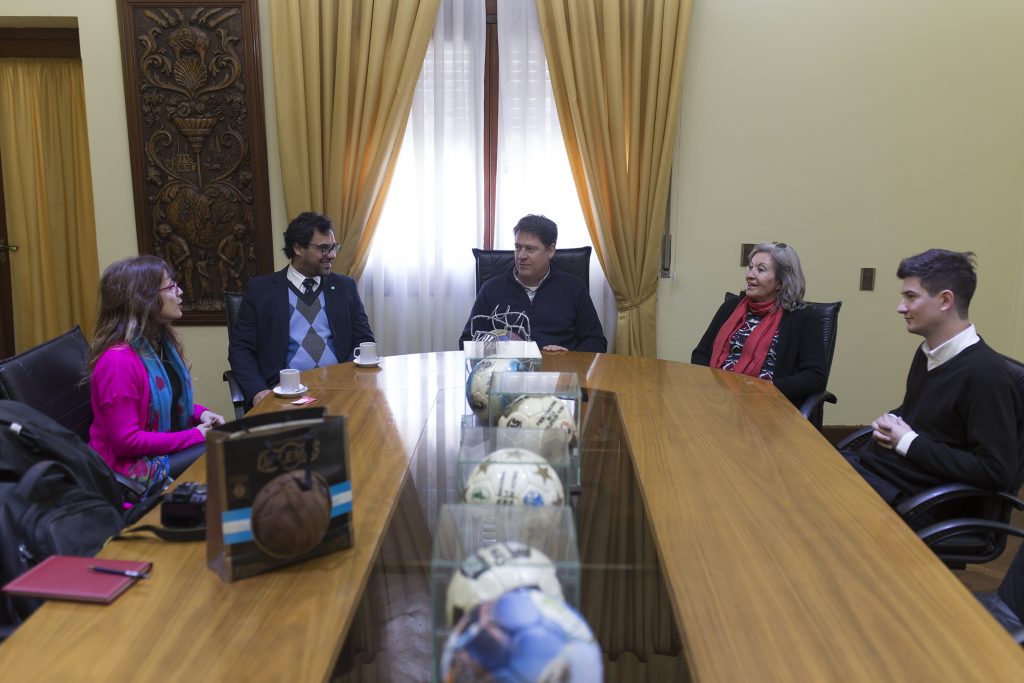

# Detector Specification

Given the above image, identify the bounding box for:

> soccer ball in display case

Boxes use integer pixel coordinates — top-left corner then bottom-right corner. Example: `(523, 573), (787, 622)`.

(440, 587), (603, 683)
(462, 448), (565, 506)
(497, 394), (578, 451)
(466, 358), (526, 420)
(445, 541), (564, 627)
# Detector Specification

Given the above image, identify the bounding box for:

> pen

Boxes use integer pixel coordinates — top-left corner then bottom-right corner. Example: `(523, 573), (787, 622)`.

(90, 565), (149, 579)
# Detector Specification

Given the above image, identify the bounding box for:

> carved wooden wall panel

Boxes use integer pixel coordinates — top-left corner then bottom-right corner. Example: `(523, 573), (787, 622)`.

(117, 0), (273, 324)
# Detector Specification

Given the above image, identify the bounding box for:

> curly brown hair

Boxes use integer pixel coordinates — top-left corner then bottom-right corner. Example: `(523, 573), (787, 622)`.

(88, 255), (186, 369)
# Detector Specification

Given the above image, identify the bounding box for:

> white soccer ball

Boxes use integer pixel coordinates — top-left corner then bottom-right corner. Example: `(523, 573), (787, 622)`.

(463, 447), (565, 506)
(466, 358), (524, 421)
(445, 541), (564, 627)
(497, 395), (578, 453)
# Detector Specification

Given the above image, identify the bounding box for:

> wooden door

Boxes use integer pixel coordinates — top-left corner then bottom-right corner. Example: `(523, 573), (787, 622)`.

(0, 28), (83, 358)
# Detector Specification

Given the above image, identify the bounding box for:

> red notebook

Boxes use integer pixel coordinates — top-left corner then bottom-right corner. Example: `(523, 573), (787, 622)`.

(2, 555), (152, 604)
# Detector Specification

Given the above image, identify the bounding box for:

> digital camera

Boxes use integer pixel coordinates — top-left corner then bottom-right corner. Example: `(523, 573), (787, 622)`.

(161, 481), (207, 528)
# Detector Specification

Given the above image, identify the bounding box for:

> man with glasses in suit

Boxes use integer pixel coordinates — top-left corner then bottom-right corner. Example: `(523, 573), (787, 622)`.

(229, 212), (374, 406)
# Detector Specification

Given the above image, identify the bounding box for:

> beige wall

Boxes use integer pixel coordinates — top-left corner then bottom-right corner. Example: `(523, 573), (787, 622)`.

(659, 0), (1024, 424)
(1, 0), (288, 416)
(5, 1), (1024, 424)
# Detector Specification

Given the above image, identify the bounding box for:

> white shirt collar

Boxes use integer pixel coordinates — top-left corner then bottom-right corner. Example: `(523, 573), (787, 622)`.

(921, 324), (979, 371)
(287, 265), (320, 291)
(514, 267), (550, 292)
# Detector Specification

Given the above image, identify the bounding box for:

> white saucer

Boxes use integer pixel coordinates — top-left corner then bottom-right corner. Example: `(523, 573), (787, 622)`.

(353, 357), (383, 368)
(273, 384), (308, 397)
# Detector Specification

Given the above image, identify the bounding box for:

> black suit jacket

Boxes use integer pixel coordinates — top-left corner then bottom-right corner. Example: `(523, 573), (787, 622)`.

(691, 294), (827, 406)
(228, 267), (374, 402)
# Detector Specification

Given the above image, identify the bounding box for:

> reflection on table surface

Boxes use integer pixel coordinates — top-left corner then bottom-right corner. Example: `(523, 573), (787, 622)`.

(334, 386), (685, 682)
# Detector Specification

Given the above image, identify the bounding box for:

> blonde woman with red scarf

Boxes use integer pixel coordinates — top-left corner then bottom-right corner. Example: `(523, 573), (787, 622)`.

(691, 243), (827, 407)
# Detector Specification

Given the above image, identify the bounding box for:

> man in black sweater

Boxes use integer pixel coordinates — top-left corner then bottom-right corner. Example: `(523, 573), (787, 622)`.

(842, 249), (1023, 504)
(459, 215), (607, 352)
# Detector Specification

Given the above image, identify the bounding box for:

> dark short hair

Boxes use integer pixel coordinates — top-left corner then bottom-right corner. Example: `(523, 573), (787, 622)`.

(512, 214), (558, 247)
(896, 249), (977, 317)
(283, 212), (334, 259)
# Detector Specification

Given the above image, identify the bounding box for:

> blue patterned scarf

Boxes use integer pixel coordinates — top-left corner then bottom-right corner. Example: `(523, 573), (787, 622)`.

(128, 336), (195, 493)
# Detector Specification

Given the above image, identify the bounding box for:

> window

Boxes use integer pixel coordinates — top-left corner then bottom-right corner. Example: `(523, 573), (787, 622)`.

(359, 0), (615, 355)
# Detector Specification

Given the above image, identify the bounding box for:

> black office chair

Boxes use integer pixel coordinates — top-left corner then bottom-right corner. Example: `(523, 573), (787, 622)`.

(722, 292), (841, 430)
(222, 291), (246, 420)
(0, 327), (147, 499)
(0, 326), (93, 441)
(837, 354), (1024, 570)
(472, 246), (592, 293)
(801, 300), (841, 429)
(973, 531), (1024, 645)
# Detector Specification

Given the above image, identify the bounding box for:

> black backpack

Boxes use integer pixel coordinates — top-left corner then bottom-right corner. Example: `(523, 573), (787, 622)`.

(0, 400), (127, 640)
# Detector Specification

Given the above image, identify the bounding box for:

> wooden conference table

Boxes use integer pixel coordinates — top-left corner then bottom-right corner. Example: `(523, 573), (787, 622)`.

(1, 351), (1023, 681)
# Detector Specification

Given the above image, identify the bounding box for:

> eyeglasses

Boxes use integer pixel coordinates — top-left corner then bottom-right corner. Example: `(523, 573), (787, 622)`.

(159, 281), (179, 292)
(772, 242), (788, 249)
(310, 242), (341, 255)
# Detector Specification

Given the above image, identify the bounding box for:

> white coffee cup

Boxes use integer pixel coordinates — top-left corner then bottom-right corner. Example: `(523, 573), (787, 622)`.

(279, 368), (301, 392)
(353, 341), (378, 364)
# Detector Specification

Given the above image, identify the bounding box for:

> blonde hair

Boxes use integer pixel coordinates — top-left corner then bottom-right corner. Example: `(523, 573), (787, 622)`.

(748, 242), (806, 311)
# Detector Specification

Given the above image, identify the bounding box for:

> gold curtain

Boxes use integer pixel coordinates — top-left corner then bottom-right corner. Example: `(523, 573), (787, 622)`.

(536, 1), (692, 357)
(0, 58), (98, 351)
(269, 0), (440, 279)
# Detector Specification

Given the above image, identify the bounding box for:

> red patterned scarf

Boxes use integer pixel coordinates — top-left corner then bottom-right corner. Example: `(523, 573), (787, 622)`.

(709, 297), (783, 377)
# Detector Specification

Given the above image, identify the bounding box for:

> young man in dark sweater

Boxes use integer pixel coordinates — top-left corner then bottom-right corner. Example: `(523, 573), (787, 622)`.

(459, 215), (607, 352)
(842, 249), (1023, 504)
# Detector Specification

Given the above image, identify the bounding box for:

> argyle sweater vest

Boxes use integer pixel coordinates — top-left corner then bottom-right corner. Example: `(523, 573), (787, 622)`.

(286, 286), (339, 370)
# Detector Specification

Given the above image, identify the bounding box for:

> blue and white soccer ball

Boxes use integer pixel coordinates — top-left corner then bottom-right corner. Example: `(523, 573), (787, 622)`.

(445, 541), (564, 627)
(463, 448), (564, 506)
(466, 358), (525, 421)
(440, 587), (604, 683)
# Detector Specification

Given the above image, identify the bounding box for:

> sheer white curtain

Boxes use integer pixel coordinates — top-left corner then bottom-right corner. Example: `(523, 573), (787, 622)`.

(358, 0), (486, 355)
(495, 0), (617, 349)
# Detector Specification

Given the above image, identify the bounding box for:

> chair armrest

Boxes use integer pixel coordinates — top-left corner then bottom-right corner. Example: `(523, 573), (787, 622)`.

(222, 369), (246, 420)
(799, 390), (837, 421)
(835, 426), (873, 451)
(896, 484), (1024, 521)
(916, 517), (1024, 547)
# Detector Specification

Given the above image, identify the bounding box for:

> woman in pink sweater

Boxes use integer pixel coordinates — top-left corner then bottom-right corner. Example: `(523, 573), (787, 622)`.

(88, 256), (224, 493)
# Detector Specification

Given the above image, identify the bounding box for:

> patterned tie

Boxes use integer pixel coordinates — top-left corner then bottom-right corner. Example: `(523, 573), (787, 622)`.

(302, 277), (316, 295)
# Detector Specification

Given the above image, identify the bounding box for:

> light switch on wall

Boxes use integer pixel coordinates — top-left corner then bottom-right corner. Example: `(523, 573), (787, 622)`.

(740, 243), (757, 266)
(860, 267), (875, 291)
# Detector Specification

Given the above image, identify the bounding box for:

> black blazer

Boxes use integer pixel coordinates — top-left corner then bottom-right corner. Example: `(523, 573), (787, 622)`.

(691, 294), (827, 406)
(228, 267), (374, 402)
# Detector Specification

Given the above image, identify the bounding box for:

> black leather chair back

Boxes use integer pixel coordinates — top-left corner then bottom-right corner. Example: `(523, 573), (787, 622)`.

(1004, 355), (1024, 488)
(223, 291), (243, 342)
(472, 246), (592, 293)
(0, 326), (92, 442)
(222, 291), (246, 419)
(809, 301), (842, 376)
